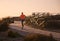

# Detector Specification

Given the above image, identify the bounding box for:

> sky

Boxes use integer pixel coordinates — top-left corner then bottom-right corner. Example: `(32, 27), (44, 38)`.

(0, 0), (60, 18)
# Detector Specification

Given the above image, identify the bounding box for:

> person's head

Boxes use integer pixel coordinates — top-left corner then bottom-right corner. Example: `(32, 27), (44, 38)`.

(21, 12), (23, 15)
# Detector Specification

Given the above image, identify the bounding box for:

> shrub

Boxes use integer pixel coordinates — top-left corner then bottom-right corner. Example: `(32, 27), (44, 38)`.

(24, 34), (57, 41)
(8, 31), (23, 38)
(0, 22), (9, 32)
(0, 17), (14, 32)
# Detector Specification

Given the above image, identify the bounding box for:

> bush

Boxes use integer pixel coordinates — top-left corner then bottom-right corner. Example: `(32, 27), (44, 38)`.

(0, 22), (9, 32)
(0, 17), (14, 32)
(8, 31), (23, 38)
(24, 34), (57, 41)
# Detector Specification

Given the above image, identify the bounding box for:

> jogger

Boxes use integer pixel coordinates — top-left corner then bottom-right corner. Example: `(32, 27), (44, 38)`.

(20, 12), (26, 29)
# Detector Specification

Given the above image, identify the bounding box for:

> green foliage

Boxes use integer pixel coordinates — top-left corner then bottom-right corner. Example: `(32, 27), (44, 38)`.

(24, 34), (57, 41)
(8, 31), (23, 38)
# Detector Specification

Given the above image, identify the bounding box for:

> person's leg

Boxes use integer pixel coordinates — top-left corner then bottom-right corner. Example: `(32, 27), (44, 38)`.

(21, 20), (24, 29)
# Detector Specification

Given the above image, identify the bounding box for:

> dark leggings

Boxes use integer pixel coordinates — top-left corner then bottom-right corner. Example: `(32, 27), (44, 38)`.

(21, 20), (24, 29)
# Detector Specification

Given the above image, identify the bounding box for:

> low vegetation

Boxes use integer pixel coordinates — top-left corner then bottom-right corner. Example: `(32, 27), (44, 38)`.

(25, 13), (60, 30)
(8, 31), (23, 38)
(0, 17), (14, 32)
(24, 34), (57, 41)
(0, 17), (23, 38)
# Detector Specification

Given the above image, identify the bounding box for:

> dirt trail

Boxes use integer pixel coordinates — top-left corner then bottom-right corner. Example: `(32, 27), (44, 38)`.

(9, 23), (60, 41)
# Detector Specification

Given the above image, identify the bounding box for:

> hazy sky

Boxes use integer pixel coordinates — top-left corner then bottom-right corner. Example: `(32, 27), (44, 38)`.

(0, 0), (60, 18)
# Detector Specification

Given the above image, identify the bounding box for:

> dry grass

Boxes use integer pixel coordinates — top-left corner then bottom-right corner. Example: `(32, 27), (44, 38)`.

(24, 34), (57, 41)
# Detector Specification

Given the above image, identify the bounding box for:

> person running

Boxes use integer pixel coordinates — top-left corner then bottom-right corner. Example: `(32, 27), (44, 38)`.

(20, 12), (26, 29)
